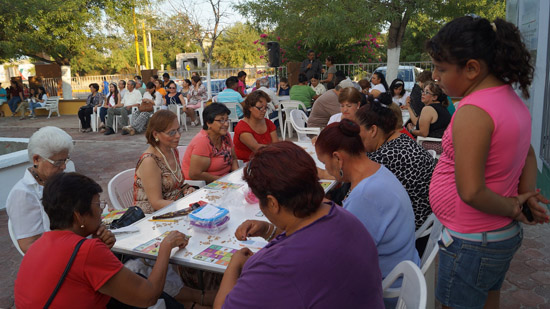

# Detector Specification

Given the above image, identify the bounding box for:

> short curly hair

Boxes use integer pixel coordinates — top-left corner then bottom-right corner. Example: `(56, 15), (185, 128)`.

(242, 90), (271, 118)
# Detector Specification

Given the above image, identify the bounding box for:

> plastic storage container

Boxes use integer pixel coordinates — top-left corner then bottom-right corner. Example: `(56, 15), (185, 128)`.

(189, 204), (230, 234)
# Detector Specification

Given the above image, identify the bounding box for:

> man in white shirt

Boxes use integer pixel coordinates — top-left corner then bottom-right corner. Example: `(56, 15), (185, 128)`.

(104, 80), (142, 135)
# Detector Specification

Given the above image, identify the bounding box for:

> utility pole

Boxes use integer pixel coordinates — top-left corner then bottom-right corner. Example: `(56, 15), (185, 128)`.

(133, 7), (141, 73)
(142, 22), (149, 69)
(148, 32), (154, 69)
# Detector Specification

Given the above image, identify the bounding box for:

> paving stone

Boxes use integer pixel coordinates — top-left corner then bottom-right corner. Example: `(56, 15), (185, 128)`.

(508, 289), (546, 308)
(531, 271), (550, 285)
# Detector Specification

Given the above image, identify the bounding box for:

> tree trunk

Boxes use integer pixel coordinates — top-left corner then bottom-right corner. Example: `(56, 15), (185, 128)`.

(385, 8), (411, 84)
(206, 62), (212, 99)
(61, 65), (73, 100)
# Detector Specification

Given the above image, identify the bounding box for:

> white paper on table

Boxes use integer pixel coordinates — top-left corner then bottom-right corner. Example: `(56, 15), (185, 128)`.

(111, 226), (140, 235)
(192, 204), (223, 219)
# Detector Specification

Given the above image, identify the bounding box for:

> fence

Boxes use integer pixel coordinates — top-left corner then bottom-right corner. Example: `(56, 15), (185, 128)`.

(41, 61), (434, 98)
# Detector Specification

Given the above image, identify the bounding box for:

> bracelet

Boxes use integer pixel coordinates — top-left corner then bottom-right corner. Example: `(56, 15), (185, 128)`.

(263, 224), (272, 239)
(266, 224), (277, 242)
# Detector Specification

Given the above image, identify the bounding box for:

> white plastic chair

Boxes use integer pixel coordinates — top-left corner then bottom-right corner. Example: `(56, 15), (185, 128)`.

(108, 168), (136, 210)
(267, 103), (284, 138)
(223, 102), (240, 132)
(280, 100), (307, 140)
(35, 96), (60, 118)
(415, 213), (437, 240)
(195, 100), (206, 127)
(289, 109), (321, 142)
(113, 106), (137, 133)
(382, 261), (427, 309)
(78, 108), (99, 132)
(417, 136), (442, 159)
(419, 215), (442, 309)
(8, 219), (25, 256)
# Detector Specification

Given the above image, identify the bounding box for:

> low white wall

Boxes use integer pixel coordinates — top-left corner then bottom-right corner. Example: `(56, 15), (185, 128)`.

(0, 138), (30, 210)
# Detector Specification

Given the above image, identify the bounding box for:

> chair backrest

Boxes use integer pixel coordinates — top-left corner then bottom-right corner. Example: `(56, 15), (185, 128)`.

(415, 213), (436, 240)
(290, 109), (321, 142)
(420, 215), (442, 268)
(426, 149), (437, 159)
(108, 168), (136, 210)
(45, 96), (59, 106)
(223, 102), (240, 122)
(382, 261), (427, 309)
(8, 219), (25, 256)
(281, 100), (306, 111)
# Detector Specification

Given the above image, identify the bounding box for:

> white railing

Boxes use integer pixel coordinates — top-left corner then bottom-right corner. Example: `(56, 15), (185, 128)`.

(41, 61), (434, 99)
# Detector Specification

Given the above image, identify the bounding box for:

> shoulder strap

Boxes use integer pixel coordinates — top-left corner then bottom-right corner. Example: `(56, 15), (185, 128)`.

(44, 238), (86, 309)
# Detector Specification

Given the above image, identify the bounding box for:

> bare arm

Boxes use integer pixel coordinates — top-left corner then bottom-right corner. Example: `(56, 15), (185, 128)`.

(188, 155), (220, 183)
(230, 148), (239, 171)
(137, 156), (175, 211)
(214, 248), (254, 309)
(453, 105), (526, 217)
(410, 106), (436, 137)
(99, 231), (188, 307)
(18, 235), (42, 253)
(239, 132), (265, 153)
(270, 130), (279, 143)
(518, 145), (550, 223)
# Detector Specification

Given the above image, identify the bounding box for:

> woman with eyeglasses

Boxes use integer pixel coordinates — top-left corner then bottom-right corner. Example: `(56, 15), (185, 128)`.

(164, 80), (187, 119)
(234, 91), (279, 162)
(182, 103), (239, 183)
(6, 126), (74, 254)
(134, 110), (195, 214)
(406, 81), (451, 138)
(15, 172), (189, 308)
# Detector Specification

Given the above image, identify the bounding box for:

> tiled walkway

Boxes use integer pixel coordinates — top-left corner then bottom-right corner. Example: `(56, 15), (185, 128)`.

(0, 115), (549, 308)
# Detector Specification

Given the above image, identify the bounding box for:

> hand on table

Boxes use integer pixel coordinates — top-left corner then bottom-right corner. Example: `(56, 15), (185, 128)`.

(184, 186), (196, 195)
(161, 231), (189, 250)
(95, 225), (116, 249)
(406, 123), (415, 132)
(235, 220), (270, 241)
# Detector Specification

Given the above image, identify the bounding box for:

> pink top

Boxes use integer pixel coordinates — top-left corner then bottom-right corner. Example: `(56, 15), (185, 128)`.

(182, 130), (233, 179)
(237, 80), (246, 97)
(234, 118), (276, 162)
(429, 85), (531, 233)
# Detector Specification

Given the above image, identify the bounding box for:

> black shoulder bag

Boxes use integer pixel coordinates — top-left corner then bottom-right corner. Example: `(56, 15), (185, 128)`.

(44, 238), (87, 309)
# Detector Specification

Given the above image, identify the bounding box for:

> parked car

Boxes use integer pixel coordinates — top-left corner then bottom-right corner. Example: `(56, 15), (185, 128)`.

(374, 66), (422, 91)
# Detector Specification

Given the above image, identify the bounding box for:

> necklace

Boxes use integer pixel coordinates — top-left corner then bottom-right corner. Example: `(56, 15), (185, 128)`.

(29, 167), (45, 185)
(154, 146), (183, 183)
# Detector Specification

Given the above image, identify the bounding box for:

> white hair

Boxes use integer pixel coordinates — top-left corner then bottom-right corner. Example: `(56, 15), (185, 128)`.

(259, 78), (269, 87)
(28, 126), (74, 162)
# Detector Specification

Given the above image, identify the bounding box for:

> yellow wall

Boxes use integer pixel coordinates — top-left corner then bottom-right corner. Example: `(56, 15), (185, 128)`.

(1, 100), (86, 116)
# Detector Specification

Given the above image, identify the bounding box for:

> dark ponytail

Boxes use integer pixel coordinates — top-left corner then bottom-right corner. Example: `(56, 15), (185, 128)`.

(427, 16), (533, 98)
(356, 93), (397, 134)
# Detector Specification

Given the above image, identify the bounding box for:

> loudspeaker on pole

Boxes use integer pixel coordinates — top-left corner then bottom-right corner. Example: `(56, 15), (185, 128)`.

(267, 41), (281, 68)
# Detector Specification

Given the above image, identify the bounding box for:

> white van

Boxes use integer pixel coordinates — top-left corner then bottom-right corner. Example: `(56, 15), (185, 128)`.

(374, 66), (422, 91)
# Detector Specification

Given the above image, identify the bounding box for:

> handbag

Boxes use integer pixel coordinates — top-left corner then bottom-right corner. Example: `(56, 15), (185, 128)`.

(110, 206), (145, 229)
(44, 238), (86, 309)
(138, 101), (154, 112)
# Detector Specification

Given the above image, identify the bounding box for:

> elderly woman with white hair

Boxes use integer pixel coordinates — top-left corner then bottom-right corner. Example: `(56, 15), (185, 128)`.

(6, 126), (74, 253)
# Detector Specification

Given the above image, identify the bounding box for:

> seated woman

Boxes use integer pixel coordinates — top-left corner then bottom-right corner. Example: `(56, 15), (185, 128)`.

(289, 73), (317, 109)
(6, 126), (73, 254)
(134, 110), (194, 214)
(406, 81), (451, 138)
(123, 81), (163, 136)
(214, 142), (383, 308)
(315, 120), (420, 286)
(327, 86), (362, 125)
(78, 83), (104, 133)
(99, 83), (120, 132)
(180, 79), (192, 97)
(389, 78), (410, 107)
(182, 103), (239, 183)
(356, 93), (436, 254)
(234, 91), (279, 162)
(16, 87), (37, 119)
(15, 172), (189, 308)
(164, 80), (187, 117)
(186, 75), (208, 126)
(369, 72), (389, 98)
(154, 79), (167, 98)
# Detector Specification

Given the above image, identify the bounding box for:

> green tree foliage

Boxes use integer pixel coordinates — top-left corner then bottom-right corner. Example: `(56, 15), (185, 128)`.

(235, 0), (379, 63)
(213, 23), (265, 67)
(400, 0), (506, 61)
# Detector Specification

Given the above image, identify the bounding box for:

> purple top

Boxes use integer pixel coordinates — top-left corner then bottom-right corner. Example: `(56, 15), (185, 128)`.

(223, 203), (384, 308)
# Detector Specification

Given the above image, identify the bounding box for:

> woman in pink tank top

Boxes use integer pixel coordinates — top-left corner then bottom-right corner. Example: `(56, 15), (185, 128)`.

(427, 16), (549, 309)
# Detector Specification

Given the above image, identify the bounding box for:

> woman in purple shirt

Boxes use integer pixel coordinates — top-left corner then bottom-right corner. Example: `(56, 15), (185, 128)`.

(213, 141), (384, 309)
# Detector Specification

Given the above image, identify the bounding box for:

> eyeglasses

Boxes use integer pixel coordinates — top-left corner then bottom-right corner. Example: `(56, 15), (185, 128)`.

(163, 127), (183, 137)
(213, 118), (230, 124)
(92, 201), (107, 210)
(169, 87), (176, 89)
(254, 105), (268, 112)
(41, 156), (71, 167)
(422, 91), (434, 96)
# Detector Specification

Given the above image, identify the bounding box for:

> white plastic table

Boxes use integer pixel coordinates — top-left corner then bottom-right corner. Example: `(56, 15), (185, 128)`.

(111, 142), (333, 273)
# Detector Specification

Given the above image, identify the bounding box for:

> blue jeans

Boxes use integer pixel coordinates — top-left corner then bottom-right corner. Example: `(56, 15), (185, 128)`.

(8, 97), (22, 113)
(436, 224), (522, 309)
(29, 101), (42, 115)
(99, 106), (108, 124)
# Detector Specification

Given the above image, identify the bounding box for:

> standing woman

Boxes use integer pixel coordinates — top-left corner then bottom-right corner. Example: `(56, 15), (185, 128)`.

(369, 72), (388, 98)
(186, 75), (207, 126)
(406, 81), (451, 138)
(320, 56), (337, 85)
(78, 83), (104, 133)
(427, 16), (548, 309)
(99, 83), (120, 132)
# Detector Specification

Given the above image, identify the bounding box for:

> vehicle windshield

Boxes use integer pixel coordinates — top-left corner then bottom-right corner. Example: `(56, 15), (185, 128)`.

(375, 68), (414, 82)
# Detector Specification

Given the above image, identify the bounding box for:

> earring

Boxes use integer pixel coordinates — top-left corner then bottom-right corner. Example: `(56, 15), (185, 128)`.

(339, 169), (344, 178)
(155, 138), (159, 142)
(80, 224), (85, 228)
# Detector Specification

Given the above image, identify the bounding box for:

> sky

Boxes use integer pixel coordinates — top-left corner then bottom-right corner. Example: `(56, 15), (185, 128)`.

(159, 0), (244, 28)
